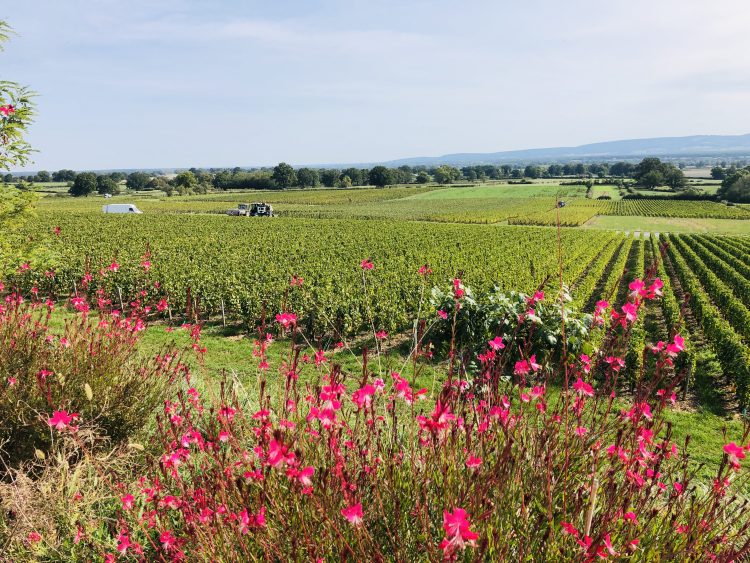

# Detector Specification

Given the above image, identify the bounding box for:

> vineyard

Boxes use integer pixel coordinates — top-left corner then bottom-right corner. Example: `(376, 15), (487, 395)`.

(22, 215), (621, 334)
(18, 202), (750, 410)
(35, 185), (750, 228)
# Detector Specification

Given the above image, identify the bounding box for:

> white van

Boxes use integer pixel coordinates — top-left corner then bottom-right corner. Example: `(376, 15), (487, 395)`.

(102, 204), (143, 214)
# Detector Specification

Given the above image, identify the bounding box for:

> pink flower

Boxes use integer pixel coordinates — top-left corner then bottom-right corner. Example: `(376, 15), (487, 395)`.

(352, 384), (376, 409)
(529, 354), (541, 371)
(485, 336), (504, 351)
(437, 309), (448, 320)
(465, 455), (482, 469)
(47, 410), (78, 431)
(160, 530), (176, 551)
(341, 502), (363, 525)
(514, 360), (530, 376)
(622, 302), (638, 324)
(575, 426), (588, 437)
(27, 531), (42, 544)
(298, 466), (315, 486)
(573, 377), (594, 397)
(560, 522), (579, 536)
(275, 312), (297, 329)
(666, 334), (685, 356)
(440, 507), (479, 555)
(0, 104), (16, 117)
(360, 259), (374, 270)
(108, 261), (120, 272)
(121, 494), (135, 510)
(623, 512), (638, 524)
(375, 330), (388, 340)
(629, 278), (645, 296)
(724, 442), (747, 469)
(453, 278), (465, 299)
(597, 533), (619, 558)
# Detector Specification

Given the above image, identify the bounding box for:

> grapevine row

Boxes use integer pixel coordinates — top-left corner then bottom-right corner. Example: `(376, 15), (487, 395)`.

(664, 236), (750, 407)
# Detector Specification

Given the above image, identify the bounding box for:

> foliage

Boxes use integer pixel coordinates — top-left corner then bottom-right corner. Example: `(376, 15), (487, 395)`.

(296, 167), (320, 188)
(68, 172), (97, 197)
(368, 165), (393, 188)
(18, 217), (619, 336)
(430, 283), (593, 375)
(271, 162), (297, 189)
(125, 171), (151, 191)
(0, 288), (185, 469)
(719, 171), (750, 203)
(0, 21), (36, 171)
(96, 175), (120, 195)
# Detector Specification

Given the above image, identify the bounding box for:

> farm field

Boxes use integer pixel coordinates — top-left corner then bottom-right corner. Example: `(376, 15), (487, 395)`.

(583, 215), (750, 234)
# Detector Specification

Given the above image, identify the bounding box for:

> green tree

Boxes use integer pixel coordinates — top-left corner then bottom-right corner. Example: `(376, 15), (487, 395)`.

(342, 168), (366, 186)
(296, 167), (320, 188)
(147, 176), (170, 193)
(710, 166), (727, 180)
(96, 175), (120, 195)
(610, 162), (635, 177)
(2, 173), (12, 183)
(272, 162), (297, 189)
(638, 170), (664, 189)
(0, 22), (35, 171)
(36, 170), (50, 182)
(52, 169), (76, 182)
(126, 171), (151, 191)
(719, 174), (750, 203)
(523, 165), (542, 179)
(415, 170), (431, 184)
(69, 172), (97, 197)
(368, 166), (393, 188)
(663, 166), (687, 190)
(337, 175), (352, 188)
(174, 171), (198, 190)
(433, 165), (460, 184)
(320, 169), (339, 188)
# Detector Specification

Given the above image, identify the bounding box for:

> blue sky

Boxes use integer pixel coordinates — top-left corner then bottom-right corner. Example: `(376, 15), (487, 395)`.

(4, 0), (750, 171)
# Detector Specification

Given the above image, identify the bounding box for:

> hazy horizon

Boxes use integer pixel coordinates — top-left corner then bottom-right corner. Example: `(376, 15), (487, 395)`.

(4, 0), (750, 171)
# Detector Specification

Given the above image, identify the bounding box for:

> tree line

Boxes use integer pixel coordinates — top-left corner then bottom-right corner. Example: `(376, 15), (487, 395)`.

(2, 157), (694, 196)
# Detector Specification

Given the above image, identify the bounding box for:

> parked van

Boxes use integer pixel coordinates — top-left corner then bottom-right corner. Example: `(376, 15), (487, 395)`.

(102, 204), (143, 214)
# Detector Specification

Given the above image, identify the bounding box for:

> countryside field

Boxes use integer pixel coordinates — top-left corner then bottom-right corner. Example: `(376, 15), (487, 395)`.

(6, 165), (750, 559)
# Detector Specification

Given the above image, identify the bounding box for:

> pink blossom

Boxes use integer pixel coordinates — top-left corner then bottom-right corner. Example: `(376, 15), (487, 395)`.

(488, 336), (504, 351)
(440, 507), (479, 555)
(341, 502), (363, 525)
(573, 377), (594, 397)
(121, 494), (135, 510)
(724, 442), (747, 469)
(360, 259), (374, 270)
(465, 455), (482, 469)
(275, 312), (297, 329)
(47, 410), (78, 431)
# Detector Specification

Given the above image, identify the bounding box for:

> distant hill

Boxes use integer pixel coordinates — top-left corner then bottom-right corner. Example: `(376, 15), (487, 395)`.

(379, 134), (750, 167)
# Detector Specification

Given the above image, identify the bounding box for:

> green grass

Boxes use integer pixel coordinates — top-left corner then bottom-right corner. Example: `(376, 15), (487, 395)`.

(406, 183), (588, 200)
(583, 215), (750, 234)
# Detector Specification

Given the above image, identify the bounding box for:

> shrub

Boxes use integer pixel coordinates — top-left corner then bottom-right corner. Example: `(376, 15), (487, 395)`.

(0, 288), (187, 468)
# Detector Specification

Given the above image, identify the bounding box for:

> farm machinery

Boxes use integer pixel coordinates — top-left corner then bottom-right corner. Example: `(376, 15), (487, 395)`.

(226, 202), (274, 217)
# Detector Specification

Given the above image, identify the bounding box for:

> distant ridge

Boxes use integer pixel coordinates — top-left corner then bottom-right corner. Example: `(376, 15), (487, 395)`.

(376, 134), (750, 167)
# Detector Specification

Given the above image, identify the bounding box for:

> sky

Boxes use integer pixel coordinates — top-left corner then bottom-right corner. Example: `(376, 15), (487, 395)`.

(3, 0), (750, 171)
